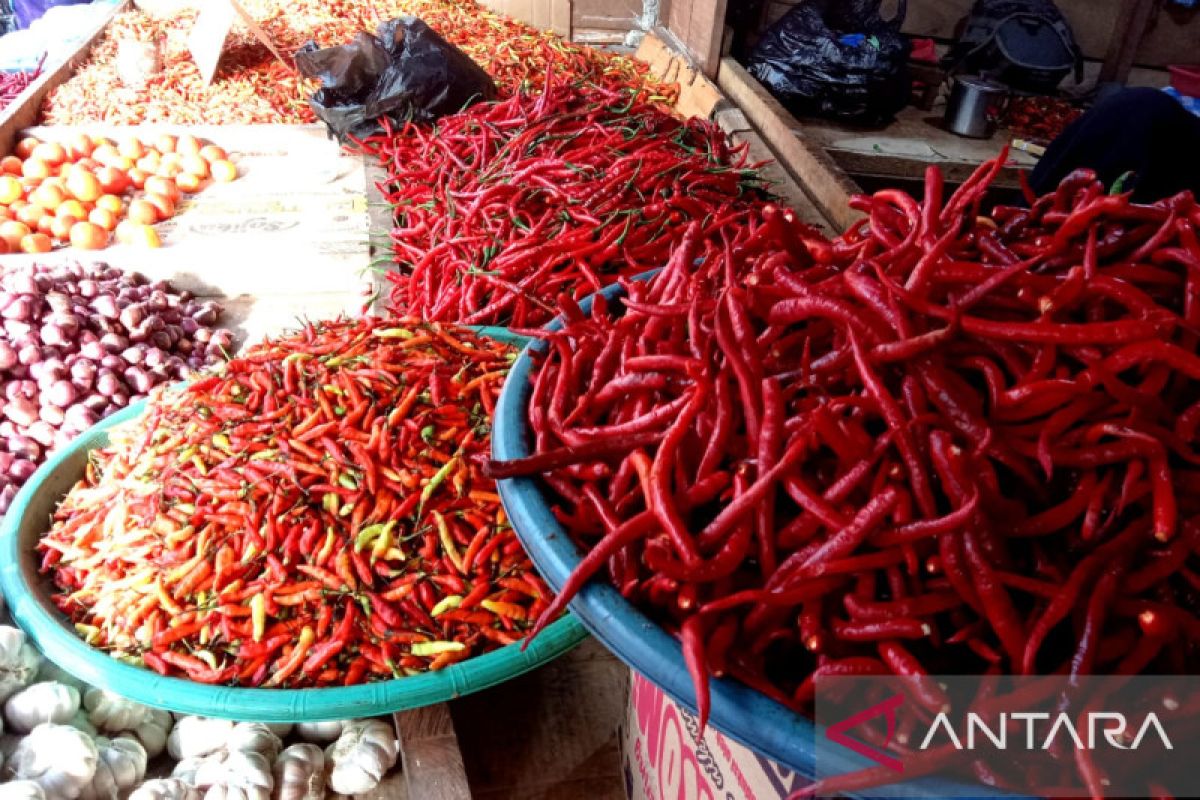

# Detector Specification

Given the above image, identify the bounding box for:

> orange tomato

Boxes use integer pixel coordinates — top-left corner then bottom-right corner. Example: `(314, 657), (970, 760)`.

(0, 208), (10, 222)
(210, 160), (238, 183)
(126, 199), (159, 226)
(198, 145), (228, 163)
(144, 193), (175, 221)
(15, 205), (46, 229)
(0, 239), (7, 255)
(110, 156), (135, 172)
(31, 184), (66, 211)
(55, 164), (71, 178)
(96, 167), (129, 195)
(75, 157), (100, 172)
(30, 142), (66, 166)
(13, 138), (39, 159)
(135, 154), (161, 173)
(0, 220), (31, 250)
(19, 233), (52, 254)
(91, 144), (120, 166)
(179, 155), (209, 179)
(21, 160), (50, 180)
(114, 220), (137, 244)
(176, 134), (202, 156)
(128, 223), (161, 248)
(36, 215), (54, 235)
(88, 207), (118, 232)
(66, 170), (102, 203)
(95, 194), (123, 214)
(154, 134), (178, 154)
(118, 139), (146, 160)
(49, 216), (76, 241)
(0, 176), (21, 205)
(175, 173), (203, 194)
(128, 168), (150, 190)
(56, 200), (87, 220)
(156, 162), (183, 180)
(144, 176), (180, 203)
(66, 133), (94, 160)
(159, 152), (183, 168)
(0, 156), (21, 175)
(69, 221), (108, 250)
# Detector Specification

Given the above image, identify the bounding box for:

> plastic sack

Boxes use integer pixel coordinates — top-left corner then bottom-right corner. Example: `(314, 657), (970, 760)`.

(941, 0), (1082, 93)
(744, 0), (911, 125)
(13, 0), (88, 30)
(296, 16), (496, 143)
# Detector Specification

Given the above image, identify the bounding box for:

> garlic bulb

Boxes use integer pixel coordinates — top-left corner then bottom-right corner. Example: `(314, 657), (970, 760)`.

(0, 780), (47, 800)
(78, 737), (147, 800)
(9, 723), (98, 799)
(326, 719), (398, 795)
(5, 683), (81, 733)
(226, 723), (281, 761)
(127, 780), (200, 800)
(0, 629), (42, 703)
(166, 717), (233, 761)
(292, 721), (344, 743)
(83, 689), (149, 733)
(131, 708), (172, 759)
(272, 744), (324, 800)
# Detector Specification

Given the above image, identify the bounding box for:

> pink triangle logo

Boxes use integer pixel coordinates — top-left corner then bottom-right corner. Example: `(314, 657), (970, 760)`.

(824, 693), (906, 774)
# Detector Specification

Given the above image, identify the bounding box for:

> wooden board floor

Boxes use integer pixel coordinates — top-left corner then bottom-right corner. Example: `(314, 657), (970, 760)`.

(790, 105), (1037, 187)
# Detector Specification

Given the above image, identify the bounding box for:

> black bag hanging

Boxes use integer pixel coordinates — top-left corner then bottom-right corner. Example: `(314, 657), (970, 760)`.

(295, 17), (497, 143)
(744, 0), (912, 126)
(942, 0), (1083, 93)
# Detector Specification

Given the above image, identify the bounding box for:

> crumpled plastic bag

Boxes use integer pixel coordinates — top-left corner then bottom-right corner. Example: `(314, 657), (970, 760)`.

(744, 0), (911, 126)
(13, 0), (90, 30)
(296, 16), (496, 143)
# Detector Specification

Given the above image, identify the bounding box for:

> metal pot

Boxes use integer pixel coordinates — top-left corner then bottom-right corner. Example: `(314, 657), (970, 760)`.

(944, 75), (1009, 138)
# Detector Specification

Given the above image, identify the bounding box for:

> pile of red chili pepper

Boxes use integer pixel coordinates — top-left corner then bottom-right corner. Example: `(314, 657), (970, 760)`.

(41, 0), (673, 125)
(360, 81), (772, 326)
(1002, 94), (1084, 145)
(39, 318), (551, 686)
(488, 157), (1200, 795)
(0, 57), (45, 113)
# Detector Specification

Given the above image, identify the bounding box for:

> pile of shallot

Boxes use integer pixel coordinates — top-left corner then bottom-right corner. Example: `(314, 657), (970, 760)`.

(0, 262), (233, 512)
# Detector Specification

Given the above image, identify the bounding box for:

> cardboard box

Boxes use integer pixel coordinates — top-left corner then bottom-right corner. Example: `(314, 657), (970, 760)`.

(620, 672), (810, 800)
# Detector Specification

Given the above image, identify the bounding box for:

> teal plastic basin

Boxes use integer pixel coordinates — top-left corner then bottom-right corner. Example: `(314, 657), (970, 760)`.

(0, 332), (586, 722)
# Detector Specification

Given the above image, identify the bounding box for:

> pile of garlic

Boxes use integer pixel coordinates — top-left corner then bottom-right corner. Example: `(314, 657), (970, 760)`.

(0, 625), (399, 799)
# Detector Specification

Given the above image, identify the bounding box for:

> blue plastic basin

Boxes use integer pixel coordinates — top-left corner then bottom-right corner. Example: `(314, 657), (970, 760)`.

(492, 282), (1026, 798)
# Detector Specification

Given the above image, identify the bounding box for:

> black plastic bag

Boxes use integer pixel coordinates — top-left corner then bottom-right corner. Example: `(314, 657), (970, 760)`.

(296, 17), (496, 143)
(744, 0), (911, 125)
(941, 0), (1082, 93)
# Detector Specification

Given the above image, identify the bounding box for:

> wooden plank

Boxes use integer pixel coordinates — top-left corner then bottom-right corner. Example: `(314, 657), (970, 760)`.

(0, 1), (127, 157)
(796, 105), (1035, 187)
(1098, 0), (1157, 85)
(6, 124), (371, 300)
(713, 106), (833, 231)
(452, 638), (628, 800)
(395, 704), (472, 800)
(665, 0), (727, 78)
(634, 31), (723, 120)
(717, 58), (862, 231)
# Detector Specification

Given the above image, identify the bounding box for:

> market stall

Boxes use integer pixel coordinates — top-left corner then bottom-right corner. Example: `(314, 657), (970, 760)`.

(0, 0), (1197, 798)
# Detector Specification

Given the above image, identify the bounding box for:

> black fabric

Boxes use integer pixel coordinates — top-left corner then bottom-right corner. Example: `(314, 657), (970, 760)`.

(1031, 88), (1200, 203)
(744, 0), (911, 125)
(942, 0), (1082, 93)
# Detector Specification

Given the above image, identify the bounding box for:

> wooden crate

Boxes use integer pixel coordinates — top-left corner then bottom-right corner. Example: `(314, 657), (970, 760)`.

(1, 123), (372, 348)
(0, 1), (127, 157)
